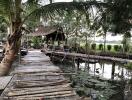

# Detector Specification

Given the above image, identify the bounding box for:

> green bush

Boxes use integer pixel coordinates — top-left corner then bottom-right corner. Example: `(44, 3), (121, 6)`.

(129, 78), (132, 84)
(118, 45), (123, 52)
(124, 63), (132, 70)
(32, 37), (41, 49)
(99, 44), (103, 50)
(107, 45), (112, 51)
(124, 45), (129, 52)
(128, 46), (132, 53)
(91, 43), (96, 50)
(114, 45), (119, 51)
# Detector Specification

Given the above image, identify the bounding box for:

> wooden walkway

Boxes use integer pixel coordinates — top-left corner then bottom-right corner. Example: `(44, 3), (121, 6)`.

(45, 50), (132, 63)
(1, 50), (79, 100)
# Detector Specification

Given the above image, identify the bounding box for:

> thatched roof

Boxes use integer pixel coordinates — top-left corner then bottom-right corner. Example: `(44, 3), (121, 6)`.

(28, 25), (63, 36)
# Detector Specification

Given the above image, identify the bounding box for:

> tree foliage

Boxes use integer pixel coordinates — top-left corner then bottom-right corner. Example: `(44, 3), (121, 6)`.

(104, 0), (132, 34)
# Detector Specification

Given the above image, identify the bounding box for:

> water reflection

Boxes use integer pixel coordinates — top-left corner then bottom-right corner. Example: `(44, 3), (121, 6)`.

(79, 61), (132, 80)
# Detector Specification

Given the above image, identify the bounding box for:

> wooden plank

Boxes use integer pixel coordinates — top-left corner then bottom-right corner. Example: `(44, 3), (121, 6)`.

(12, 69), (62, 74)
(8, 90), (76, 98)
(7, 83), (71, 93)
(13, 79), (69, 88)
(0, 76), (12, 90)
(7, 86), (72, 96)
(7, 93), (77, 100)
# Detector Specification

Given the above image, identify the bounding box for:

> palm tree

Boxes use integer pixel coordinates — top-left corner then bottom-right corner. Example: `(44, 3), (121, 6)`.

(122, 32), (131, 53)
(93, 4), (111, 52)
(0, 0), (104, 76)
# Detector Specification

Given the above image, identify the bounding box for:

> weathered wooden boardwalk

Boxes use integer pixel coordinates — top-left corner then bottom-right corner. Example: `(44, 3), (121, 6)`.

(1, 50), (79, 100)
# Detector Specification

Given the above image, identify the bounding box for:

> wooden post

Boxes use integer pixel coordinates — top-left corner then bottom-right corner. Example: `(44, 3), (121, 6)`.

(111, 62), (115, 80)
(100, 62), (105, 75)
(85, 35), (90, 68)
(94, 63), (96, 76)
(77, 58), (80, 70)
(121, 68), (124, 79)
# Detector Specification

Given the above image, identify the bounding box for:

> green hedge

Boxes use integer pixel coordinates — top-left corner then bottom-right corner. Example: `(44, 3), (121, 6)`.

(91, 43), (96, 50)
(114, 45), (119, 51)
(107, 45), (112, 51)
(99, 44), (103, 50)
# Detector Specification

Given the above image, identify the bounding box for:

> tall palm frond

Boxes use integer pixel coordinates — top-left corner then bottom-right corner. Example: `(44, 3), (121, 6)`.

(23, 1), (106, 24)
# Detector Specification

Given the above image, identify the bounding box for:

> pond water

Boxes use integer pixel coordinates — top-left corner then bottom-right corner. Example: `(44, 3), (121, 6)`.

(54, 60), (132, 100)
(80, 61), (132, 80)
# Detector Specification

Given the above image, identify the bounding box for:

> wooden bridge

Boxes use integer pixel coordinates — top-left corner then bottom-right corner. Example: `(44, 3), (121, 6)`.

(0, 50), (80, 100)
(44, 50), (132, 63)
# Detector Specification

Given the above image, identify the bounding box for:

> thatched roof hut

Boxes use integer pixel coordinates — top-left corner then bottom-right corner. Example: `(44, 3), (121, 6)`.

(28, 25), (65, 41)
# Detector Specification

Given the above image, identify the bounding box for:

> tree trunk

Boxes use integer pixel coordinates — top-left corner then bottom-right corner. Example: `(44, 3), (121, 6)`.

(65, 38), (68, 46)
(0, 0), (22, 76)
(103, 32), (106, 52)
(85, 36), (88, 53)
(0, 27), (22, 76)
(49, 0), (53, 4)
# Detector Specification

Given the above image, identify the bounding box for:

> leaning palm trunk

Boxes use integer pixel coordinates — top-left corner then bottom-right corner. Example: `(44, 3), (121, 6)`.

(0, 26), (22, 76)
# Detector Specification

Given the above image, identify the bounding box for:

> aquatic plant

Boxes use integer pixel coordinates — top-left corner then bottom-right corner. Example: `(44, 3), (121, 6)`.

(71, 71), (121, 100)
(55, 61), (126, 100)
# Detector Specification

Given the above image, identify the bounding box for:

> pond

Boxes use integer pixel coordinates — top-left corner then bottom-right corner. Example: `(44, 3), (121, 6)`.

(80, 61), (132, 80)
(54, 60), (132, 100)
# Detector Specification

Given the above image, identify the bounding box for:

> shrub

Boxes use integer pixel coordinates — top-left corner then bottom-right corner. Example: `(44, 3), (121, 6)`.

(124, 62), (132, 70)
(99, 44), (103, 50)
(32, 37), (41, 49)
(128, 46), (132, 53)
(118, 45), (123, 52)
(124, 45), (129, 52)
(129, 78), (132, 84)
(107, 45), (112, 51)
(114, 45), (119, 51)
(91, 43), (96, 50)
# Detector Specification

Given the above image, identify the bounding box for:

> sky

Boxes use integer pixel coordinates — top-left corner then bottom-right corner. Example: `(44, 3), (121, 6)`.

(95, 34), (123, 42)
